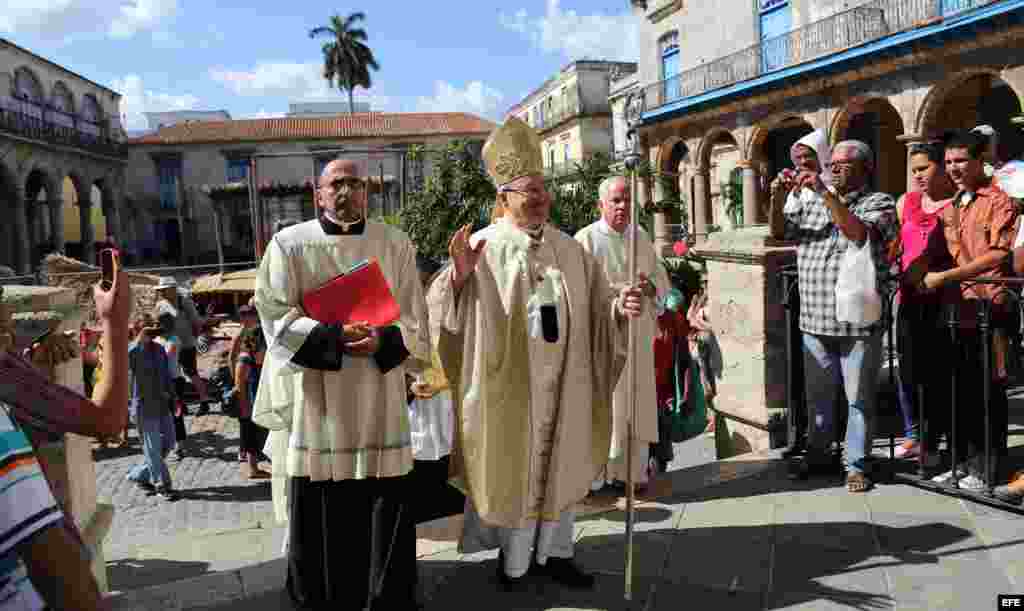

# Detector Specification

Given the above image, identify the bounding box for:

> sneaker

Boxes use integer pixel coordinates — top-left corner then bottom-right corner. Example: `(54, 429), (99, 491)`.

(893, 440), (920, 459)
(958, 474), (986, 491)
(155, 485), (177, 500)
(932, 467), (968, 484)
(132, 479), (156, 494)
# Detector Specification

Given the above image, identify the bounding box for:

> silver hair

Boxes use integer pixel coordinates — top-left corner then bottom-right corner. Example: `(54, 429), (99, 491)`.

(833, 140), (873, 166)
(598, 175), (627, 202)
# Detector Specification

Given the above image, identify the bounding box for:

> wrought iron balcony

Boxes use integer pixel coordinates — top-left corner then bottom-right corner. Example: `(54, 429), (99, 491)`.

(643, 0), (1000, 111)
(0, 98), (126, 158)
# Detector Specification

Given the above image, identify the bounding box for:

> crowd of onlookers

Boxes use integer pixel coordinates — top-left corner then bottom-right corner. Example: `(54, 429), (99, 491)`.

(772, 124), (1024, 498)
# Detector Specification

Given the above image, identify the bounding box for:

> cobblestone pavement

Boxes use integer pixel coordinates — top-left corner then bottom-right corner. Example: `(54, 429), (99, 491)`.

(96, 409), (275, 552)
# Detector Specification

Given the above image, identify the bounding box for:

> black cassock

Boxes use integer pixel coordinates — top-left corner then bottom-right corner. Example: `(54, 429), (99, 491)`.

(284, 222), (419, 610)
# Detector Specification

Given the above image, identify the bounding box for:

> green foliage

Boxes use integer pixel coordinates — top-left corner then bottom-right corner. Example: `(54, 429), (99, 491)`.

(378, 213), (402, 227)
(399, 140), (496, 264)
(546, 152), (610, 237)
(662, 256), (705, 302)
(309, 12), (380, 114)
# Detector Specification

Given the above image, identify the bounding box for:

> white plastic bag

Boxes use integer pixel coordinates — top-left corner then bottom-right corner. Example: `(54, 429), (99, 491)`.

(835, 236), (882, 326)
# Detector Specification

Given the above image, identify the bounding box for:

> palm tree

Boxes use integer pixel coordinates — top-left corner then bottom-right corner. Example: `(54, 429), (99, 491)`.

(309, 13), (380, 115)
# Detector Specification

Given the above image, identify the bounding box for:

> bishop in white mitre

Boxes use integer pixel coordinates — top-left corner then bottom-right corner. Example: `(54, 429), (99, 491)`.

(252, 159), (430, 611)
(576, 175), (669, 491)
(427, 117), (645, 591)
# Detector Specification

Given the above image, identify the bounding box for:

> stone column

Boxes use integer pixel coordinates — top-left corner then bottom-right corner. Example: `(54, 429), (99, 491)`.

(739, 160), (760, 226)
(49, 191), (65, 255)
(12, 185), (32, 275)
(79, 198), (95, 266)
(693, 165), (711, 242)
(693, 227), (797, 456)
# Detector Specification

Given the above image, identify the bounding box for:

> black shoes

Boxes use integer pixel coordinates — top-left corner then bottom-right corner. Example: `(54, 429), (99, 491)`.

(496, 551), (596, 591)
(495, 551), (529, 592)
(134, 480), (156, 494)
(532, 557), (595, 589)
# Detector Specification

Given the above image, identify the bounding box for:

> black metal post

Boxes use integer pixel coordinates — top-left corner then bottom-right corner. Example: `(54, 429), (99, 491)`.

(978, 299), (993, 495)
(947, 301), (960, 489)
(781, 269), (804, 458)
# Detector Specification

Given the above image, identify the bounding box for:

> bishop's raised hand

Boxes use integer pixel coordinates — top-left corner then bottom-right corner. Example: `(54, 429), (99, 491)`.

(449, 223), (486, 292)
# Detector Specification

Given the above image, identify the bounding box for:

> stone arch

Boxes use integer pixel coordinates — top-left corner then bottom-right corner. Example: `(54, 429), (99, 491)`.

(22, 164), (60, 267)
(831, 96), (906, 196)
(746, 114), (814, 162)
(918, 70), (1024, 163)
(696, 127), (739, 169)
(917, 68), (1023, 136)
(13, 66), (44, 102)
(655, 135), (689, 174)
(79, 94), (104, 139)
(0, 158), (18, 271)
(50, 81), (75, 114)
(698, 128), (742, 228)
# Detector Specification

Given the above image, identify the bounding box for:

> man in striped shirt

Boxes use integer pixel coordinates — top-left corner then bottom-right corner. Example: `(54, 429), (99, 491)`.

(0, 405), (108, 610)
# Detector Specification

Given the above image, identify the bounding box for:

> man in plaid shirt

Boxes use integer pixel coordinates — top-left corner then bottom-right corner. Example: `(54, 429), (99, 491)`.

(769, 139), (898, 493)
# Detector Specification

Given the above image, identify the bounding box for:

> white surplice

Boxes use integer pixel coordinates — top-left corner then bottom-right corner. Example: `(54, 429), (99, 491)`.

(251, 219), (430, 524)
(575, 219), (667, 486)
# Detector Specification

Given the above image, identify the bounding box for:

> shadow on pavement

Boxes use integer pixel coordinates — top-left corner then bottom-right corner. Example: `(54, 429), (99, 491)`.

(106, 557), (211, 592)
(417, 517), (976, 611)
(174, 482), (271, 503)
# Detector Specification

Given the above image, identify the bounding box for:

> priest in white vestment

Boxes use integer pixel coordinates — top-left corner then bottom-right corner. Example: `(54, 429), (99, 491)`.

(576, 175), (669, 492)
(252, 159), (430, 611)
(428, 117), (645, 591)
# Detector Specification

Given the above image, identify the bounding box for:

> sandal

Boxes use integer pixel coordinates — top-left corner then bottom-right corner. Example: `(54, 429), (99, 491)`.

(846, 471), (873, 493)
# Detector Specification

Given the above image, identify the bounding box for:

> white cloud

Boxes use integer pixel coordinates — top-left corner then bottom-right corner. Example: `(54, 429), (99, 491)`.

(210, 62), (338, 100)
(111, 74), (199, 131)
(0, 0), (179, 41)
(209, 62), (394, 111)
(110, 0), (178, 39)
(239, 109), (280, 120)
(499, 0), (639, 62)
(416, 81), (504, 118)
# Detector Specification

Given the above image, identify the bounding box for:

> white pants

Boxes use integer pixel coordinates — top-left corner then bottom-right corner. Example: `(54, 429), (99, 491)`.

(460, 502), (576, 578)
(499, 510), (576, 578)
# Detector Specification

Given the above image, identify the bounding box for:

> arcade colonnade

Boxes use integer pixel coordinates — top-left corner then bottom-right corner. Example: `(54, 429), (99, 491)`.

(642, 60), (1024, 245)
(0, 149), (126, 274)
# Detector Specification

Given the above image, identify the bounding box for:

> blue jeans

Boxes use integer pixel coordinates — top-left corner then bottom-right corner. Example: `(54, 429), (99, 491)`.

(127, 404), (176, 487)
(802, 332), (882, 475)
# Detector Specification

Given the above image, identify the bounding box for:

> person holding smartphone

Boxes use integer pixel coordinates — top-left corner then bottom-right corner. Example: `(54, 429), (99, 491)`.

(0, 251), (132, 610)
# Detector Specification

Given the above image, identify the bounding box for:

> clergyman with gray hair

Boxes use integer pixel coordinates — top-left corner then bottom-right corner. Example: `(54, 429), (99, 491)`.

(576, 175), (668, 492)
(769, 138), (899, 493)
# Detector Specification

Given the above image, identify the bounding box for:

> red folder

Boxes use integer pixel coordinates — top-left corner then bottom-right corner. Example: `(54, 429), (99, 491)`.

(302, 258), (401, 327)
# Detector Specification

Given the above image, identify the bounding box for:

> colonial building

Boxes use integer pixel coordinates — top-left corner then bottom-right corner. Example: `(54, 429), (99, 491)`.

(123, 112), (494, 264)
(507, 60), (637, 177)
(631, 0), (1024, 241)
(0, 38), (127, 273)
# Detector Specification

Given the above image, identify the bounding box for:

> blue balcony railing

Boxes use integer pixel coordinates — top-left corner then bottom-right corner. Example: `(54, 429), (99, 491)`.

(643, 0), (1001, 111)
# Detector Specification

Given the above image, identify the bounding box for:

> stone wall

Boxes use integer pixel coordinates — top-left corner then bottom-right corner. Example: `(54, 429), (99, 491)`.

(695, 226), (795, 456)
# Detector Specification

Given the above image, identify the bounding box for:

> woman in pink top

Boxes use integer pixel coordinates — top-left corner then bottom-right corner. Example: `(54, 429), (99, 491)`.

(892, 141), (955, 464)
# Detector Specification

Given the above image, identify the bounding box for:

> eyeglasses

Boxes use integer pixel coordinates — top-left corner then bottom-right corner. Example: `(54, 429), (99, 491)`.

(322, 177), (365, 191)
(829, 159), (858, 170)
(501, 187), (547, 198)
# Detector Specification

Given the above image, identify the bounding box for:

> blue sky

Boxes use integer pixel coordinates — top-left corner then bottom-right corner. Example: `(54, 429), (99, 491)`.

(3, 0), (638, 131)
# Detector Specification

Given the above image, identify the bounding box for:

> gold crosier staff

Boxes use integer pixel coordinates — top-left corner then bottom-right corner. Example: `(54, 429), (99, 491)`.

(622, 91), (645, 603)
